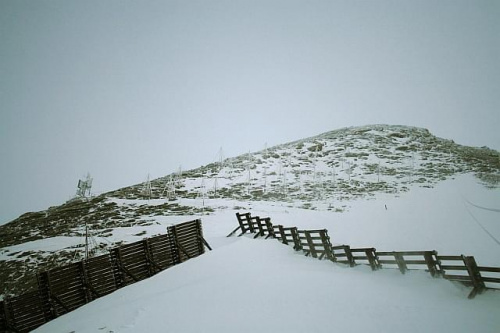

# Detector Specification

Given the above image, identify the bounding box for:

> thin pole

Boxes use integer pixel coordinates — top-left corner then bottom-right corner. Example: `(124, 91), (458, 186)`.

(85, 223), (89, 260)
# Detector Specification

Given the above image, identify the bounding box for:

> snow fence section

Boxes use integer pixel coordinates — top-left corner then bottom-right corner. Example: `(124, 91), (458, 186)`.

(230, 212), (500, 299)
(0, 219), (210, 333)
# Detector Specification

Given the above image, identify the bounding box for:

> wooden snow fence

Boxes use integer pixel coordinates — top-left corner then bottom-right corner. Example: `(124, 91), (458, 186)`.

(226, 212), (253, 237)
(227, 212), (500, 299)
(226, 213), (275, 239)
(377, 251), (439, 276)
(346, 247), (380, 271)
(272, 225), (300, 250)
(436, 255), (500, 299)
(0, 219), (210, 333)
(296, 229), (334, 261)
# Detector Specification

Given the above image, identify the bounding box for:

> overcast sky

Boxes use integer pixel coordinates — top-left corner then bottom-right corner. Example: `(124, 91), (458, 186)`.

(1, 0), (499, 224)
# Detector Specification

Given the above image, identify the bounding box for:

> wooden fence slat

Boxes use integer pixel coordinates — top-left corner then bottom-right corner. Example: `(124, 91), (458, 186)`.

(440, 265), (468, 271)
(437, 255), (463, 261)
(482, 277), (500, 284)
(478, 267), (500, 273)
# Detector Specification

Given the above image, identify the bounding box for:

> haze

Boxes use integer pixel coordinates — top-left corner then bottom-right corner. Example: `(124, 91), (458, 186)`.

(1, 0), (499, 224)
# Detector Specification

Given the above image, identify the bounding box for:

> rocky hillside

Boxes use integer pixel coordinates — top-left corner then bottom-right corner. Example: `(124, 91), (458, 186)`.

(1, 124), (499, 297)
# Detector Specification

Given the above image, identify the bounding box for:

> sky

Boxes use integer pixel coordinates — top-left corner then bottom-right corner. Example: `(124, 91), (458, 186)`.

(1, 0), (499, 224)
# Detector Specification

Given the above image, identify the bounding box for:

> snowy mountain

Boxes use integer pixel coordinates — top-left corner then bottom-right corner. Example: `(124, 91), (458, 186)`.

(1, 124), (499, 300)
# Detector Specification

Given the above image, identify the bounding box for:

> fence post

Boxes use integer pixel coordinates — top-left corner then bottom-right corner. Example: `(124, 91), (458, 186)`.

(463, 256), (486, 299)
(37, 270), (57, 320)
(319, 230), (335, 261)
(110, 247), (125, 288)
(0, 300), (5, 332)
(278, 225), (287, 245)
(142, 238), (158, 276)
(167, 225), (184, 264)
(305, 231), (317, 258)
(78, 261), (91, 303)
(290, 227), (301, 251)
(424, 251), (439, 277)
(1, 299), (13, 332)
(264, 218), (275, 239)
(333, 245), (356, 266)
(195, 219), (211, 253)
(394, 252), (407, 274)
(366, 248), (380, 271)
(345, 246), (356, 267)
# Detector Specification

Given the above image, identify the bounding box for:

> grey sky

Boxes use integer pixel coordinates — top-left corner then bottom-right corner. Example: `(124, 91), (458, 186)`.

(1, 0), (499, 224)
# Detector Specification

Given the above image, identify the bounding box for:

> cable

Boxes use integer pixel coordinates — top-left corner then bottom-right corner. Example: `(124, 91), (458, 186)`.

(462, 198), (500, 246)
(462, 197), (500, 213)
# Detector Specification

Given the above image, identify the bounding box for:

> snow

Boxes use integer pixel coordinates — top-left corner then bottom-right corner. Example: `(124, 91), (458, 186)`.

(0, 236), (83, 260)
(32, 174), (500, 333)
(33, 237), (500, 333)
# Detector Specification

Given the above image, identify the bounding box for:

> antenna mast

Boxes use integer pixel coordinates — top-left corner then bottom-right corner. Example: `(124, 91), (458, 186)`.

(76, 173), (93, 199)
(141, 173), (152, 199)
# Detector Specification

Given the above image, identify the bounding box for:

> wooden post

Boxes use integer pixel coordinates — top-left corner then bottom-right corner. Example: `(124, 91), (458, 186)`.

(333, 245), (356, 266)
(424, 251), (439, 277)
(463, 256), (486, 299)
(365, 248), (380, 271)
(37, 270), (57, 320)
(264, 218), (275, 239)
(290, 227), (301, 251)
(394, 252), (407, 274)
(110, 247), (125, 288)
(198, 235), (213, 251)
(195, 219), (206, 255)
(78, 261), (91, 303)
(305, 231), (317, 258)
(345, 245), (356, 267)
(319, 230), (334, 261)
(1, 299), (13, 333)
(167, 226), (183, 264)
(142, 239), (157, 276)
(226, 225), (241, 237)
(0, 300), (5, 332)
(278, 225), (287, 245)
(50, 294), (70, 313)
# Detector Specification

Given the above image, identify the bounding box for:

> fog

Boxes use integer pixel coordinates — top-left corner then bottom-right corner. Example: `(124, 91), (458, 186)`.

(1, 0), (499, 223)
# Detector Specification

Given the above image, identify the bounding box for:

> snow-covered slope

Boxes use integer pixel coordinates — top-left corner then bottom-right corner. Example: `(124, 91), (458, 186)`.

(1, 124), (499, 308)
(33, 189), (500, 332)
